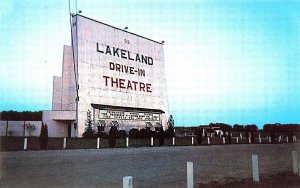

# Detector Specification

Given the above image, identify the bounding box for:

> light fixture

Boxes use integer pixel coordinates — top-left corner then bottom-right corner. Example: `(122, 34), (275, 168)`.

(124, 27), (128, 30)
(78, 10), (82, 14)
(161, 41), (165, 44)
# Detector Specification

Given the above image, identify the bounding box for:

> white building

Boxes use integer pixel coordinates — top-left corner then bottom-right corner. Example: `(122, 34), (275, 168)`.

(43, 14), (169, 137)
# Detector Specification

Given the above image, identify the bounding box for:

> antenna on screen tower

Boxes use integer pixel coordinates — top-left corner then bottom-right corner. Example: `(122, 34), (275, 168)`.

(75, 0), (78, 14)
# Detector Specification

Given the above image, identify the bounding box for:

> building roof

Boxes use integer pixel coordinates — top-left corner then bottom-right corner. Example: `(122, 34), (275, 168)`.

(91, 104), (165, 114)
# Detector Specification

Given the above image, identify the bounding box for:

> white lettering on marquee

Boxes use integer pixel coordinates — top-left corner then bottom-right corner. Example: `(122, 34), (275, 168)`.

(99, 110), (160, 121)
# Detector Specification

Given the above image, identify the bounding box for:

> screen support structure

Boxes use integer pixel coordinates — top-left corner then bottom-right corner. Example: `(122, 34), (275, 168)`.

(68, 2), (79, 137)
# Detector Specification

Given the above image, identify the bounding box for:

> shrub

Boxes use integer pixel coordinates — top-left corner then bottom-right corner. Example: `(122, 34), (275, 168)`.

(97, 132), (109, 139)
(109, 126), (118, 148)
(159, 126), (165, 146)
(118, 130), (127, 138)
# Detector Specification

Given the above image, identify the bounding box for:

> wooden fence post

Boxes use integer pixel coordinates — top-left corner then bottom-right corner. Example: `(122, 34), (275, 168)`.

(24, 138), (28, 150)
(252, 154), (259, 182)
(123, 176), (133, 188)
(97, 137), (100, 149)
(187, 162), (194, 188)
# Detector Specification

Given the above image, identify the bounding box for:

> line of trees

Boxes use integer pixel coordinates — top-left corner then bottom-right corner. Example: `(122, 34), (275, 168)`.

(209, 123), (259, 132)
(208, 123), (299, 133)
(263, 123), (299, 133)
(0, 111), (42, 121)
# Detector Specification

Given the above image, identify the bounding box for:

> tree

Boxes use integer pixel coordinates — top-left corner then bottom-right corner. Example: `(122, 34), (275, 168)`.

(83, 110), (95, 138)
(0, 110), (42, 121)
(165, 115), (175, 138)
(195, 128), (202, 145)
(159, 126), (165, 146)
(210, 123), (232, 132)
(228, 132), (232, 144)
(233, 124), (245, 132)
(39, 123), (48, 150)
(24, 123), (35, 136)
(245, 124), (258, 132)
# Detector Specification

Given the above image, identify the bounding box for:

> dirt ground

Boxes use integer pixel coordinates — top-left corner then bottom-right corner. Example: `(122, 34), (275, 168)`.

(200, 172), (300, 188)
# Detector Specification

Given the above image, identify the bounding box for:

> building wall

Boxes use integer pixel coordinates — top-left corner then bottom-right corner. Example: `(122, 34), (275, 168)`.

(43, 110), (75, 137)
(52, 76), (62, 110)
(61, 45), (76, 111)
(0, 121), (42, 137)
(72, 15), (169, 137)
(43, 45), (76, 137)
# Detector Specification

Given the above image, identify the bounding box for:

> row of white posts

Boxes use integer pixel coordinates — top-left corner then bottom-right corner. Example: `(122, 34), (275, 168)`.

(23, 135), (298, 150)
(23, 137), (178, 150)
(23, 137), (68, 150)
(20, 136), (225, 150)
(123, 151), (300, 188)
(23, 137), (167, 150)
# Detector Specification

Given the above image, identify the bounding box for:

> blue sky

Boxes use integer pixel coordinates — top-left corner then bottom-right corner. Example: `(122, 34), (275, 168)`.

(1, 0), (299, 128)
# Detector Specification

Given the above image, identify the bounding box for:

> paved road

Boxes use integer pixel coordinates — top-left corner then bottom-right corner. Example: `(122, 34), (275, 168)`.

(1, 143), (299, 188)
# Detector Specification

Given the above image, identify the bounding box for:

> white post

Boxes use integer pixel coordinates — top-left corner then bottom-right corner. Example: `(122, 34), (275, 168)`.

(207, 137), (210, 145)
(126, 137), (129, 147)
(292, 151), (298, 174)
(240, 133), (242, 139)
(248, 136), (251, 144)
(202, 129), (205, 137)
(259, 134), (261, 143)
(222, 137), (225, 144)
(187, 162), (193, 188)
(268, 136), (271, 143)
(278, 136), (281, 143)
(123, 176), (133, 188)
(252, 154), (259, 182)
(24, 138), (27, 150)
(151, 137), (153, 146)
(192, 137), (194, 145)
(93, 108), (95, 130)
(173, 137), (175, 146)
(97, 137), (100, 149)
(63, 137), (67, 149)
(286, 136), (289, 143)
(236, 137), (239, 144)
(293, 135), (297, 142)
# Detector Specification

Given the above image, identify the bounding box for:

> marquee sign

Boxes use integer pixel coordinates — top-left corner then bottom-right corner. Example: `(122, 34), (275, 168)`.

(99, 109), (160, 121)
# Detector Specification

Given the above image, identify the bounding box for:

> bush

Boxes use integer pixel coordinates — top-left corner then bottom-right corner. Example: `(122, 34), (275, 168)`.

(97, 132), (109, 139)
(118, 130), (127, 138)
(109, 126), (118, 148)
(129, 128), (139, 138)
